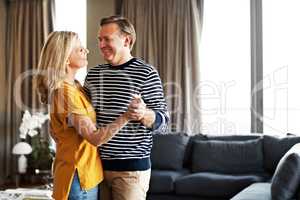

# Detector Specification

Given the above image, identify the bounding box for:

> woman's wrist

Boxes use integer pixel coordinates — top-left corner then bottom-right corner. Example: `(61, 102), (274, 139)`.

(122, 111), (130, 123)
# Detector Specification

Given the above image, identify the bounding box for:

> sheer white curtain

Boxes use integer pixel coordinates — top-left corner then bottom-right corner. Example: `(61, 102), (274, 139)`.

(263, 0), (300, 135)
(199, 0), (251, 135)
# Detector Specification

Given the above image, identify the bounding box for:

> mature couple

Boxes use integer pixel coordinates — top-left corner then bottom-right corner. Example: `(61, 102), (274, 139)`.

(36, 16), (169, 200)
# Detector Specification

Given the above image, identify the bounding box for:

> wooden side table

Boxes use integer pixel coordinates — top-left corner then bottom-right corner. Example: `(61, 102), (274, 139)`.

(14, 172), (47, 189)
(15, 173), (23, 188)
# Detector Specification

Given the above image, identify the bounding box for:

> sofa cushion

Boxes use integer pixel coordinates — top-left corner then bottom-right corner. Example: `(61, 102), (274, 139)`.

(192, 138), (264, 174)
(183, 134), (262, 169)
(175, 172), (267, 198)
(149, 169), (189, 194)
(183, 134), (207, 168)
(231, 183), (272, 200)
(263, 134), (300, 173)
(151, 133), (189, 170)
(206, 134), (262, 141)
(271, 143), (300, 200)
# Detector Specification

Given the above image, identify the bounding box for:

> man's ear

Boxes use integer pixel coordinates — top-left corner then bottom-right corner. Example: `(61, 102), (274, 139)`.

(124, 35), (132, 48)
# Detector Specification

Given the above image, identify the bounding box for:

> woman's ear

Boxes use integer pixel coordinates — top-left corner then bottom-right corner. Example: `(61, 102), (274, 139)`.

(65, 59), (71, 73)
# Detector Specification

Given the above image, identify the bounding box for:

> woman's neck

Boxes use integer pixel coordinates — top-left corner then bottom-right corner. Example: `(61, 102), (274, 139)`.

(65, 69), (77, 85)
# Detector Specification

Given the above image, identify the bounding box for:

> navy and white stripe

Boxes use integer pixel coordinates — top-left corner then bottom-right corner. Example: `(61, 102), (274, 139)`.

(84, 58), (169, 171)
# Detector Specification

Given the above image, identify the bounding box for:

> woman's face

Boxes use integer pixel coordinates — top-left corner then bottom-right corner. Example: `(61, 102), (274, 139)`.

(68, 39), (89, 69)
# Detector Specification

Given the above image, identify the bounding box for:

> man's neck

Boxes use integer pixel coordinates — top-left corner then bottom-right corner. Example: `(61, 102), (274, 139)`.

(111, 53), (133, 66)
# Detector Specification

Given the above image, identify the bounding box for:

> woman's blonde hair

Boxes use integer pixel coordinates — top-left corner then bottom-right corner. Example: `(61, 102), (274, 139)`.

(35, 31), (79, 104)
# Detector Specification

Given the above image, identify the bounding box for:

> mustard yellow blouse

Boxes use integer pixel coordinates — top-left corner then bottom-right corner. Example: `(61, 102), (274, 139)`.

(50, 81), (103, 200)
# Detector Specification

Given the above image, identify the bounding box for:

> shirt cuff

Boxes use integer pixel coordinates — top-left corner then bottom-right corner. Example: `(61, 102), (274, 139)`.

(152, 111), (163, 130)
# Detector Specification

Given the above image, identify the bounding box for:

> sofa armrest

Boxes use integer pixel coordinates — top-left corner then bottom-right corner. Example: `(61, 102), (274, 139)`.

(231, 183), (271, 200)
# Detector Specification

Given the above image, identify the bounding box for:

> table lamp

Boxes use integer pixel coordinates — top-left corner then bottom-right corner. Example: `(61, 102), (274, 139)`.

(12, 142), (32, 174)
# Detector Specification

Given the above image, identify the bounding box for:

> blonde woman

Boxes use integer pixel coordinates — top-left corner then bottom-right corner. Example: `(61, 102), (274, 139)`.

(36, 31), (129, 200)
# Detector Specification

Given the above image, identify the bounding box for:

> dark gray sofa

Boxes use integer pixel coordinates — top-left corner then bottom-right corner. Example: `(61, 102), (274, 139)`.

(147, 133), (300, 200)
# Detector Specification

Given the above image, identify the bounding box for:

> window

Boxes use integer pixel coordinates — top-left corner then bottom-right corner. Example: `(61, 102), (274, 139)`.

(263, 0), (300, 135)
(51, 0), (86, 150)
(200, 0), (250, 134)
(55, 0), (87, 84)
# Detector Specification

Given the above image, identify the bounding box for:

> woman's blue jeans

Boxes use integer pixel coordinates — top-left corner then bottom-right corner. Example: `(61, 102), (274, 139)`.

(68, 171), (99, 200)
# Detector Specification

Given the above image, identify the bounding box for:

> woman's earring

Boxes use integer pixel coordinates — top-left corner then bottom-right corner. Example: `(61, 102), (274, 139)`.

(66, 60), (70, 65)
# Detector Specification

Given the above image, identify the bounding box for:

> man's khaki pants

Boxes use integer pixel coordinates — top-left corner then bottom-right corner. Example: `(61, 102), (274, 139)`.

(100, 169), (151, 200)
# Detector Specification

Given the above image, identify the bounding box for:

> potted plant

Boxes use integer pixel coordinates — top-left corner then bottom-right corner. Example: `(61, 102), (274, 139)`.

(19, 111), (55, 173)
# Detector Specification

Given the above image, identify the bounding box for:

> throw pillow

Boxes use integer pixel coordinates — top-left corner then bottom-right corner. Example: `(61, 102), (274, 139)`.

(271, 143), (300, 200)
(151, 133), (189, 170)
(263, 134), (300, 173)
(192, 138), (264, 174)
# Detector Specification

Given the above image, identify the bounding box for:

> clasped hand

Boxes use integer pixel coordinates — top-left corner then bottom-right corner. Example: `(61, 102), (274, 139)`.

(126, 94), (146, 121)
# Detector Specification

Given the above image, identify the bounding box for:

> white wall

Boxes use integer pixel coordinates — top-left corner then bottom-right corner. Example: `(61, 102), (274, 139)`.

(87, 0), (115, 68)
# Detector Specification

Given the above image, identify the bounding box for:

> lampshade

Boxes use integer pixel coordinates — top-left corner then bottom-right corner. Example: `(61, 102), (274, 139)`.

(12, 142), (32, 155)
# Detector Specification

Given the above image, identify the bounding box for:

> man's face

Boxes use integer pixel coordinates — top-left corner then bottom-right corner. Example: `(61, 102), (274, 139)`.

(97, 23), (127, 65)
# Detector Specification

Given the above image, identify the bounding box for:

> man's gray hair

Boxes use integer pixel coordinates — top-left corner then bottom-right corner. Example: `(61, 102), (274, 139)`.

(100, 15), (136, 50)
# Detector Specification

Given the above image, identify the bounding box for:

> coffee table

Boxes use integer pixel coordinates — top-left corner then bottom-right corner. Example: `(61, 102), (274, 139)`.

(0, 188), (52, 200)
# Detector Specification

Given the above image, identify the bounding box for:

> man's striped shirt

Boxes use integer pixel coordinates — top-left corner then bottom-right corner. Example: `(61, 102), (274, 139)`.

(84, 58), (169, 171)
